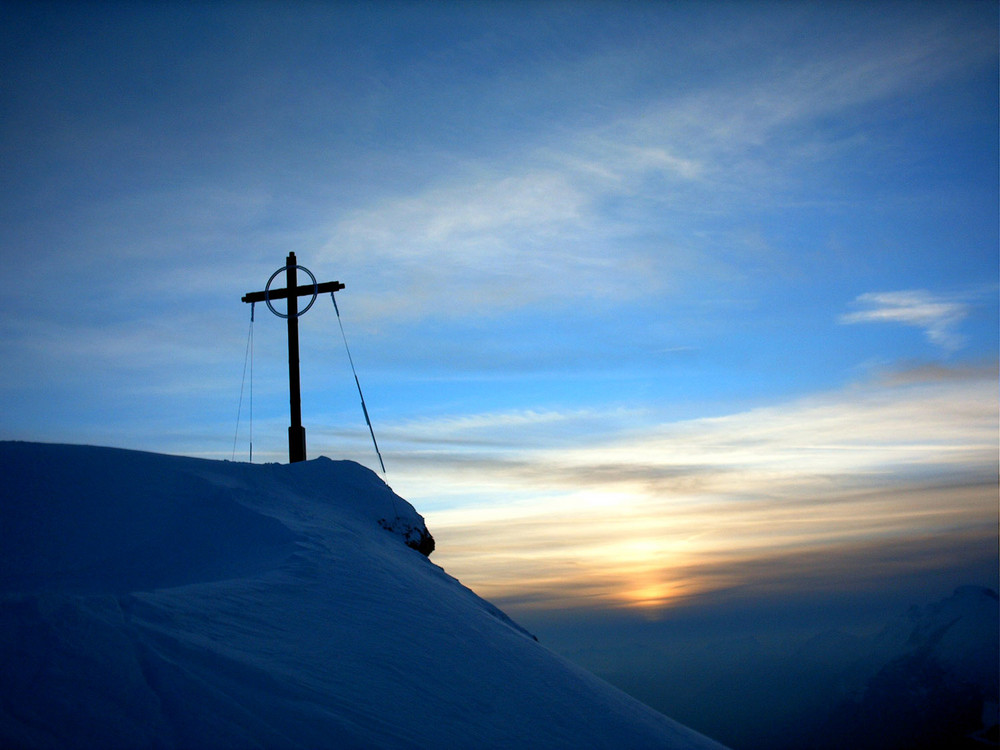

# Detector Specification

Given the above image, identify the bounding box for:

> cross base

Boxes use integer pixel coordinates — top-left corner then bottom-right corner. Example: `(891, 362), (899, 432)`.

(289, 425), (307, 463)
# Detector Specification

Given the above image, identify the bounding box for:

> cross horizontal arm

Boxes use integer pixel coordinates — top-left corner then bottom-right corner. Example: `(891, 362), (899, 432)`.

(242, 280), (345, 304)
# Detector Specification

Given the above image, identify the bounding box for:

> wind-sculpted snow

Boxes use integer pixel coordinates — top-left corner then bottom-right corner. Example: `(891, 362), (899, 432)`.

(1, 443), (303, 594)
(0, 442), (727, 750)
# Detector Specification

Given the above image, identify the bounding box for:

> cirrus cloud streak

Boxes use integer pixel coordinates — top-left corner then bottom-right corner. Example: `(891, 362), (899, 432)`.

(376, 365), (998, 615)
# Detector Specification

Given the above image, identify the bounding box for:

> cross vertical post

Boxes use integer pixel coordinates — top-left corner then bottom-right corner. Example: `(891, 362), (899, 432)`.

(241, 253), (345, 464)
(285, 253), (306, 463)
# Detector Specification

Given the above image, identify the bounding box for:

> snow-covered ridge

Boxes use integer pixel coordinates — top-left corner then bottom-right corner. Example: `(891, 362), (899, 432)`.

(0, 441), (727, 749)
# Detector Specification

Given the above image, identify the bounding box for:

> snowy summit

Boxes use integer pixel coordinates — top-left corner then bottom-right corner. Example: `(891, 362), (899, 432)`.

(0, 442), (726, 749)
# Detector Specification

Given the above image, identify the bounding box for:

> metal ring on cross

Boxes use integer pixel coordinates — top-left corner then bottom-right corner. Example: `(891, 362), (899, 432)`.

(264, 263), (318, 319)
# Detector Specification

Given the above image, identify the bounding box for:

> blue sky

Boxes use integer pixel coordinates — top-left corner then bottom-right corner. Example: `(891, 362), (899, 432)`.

(1, 0), (997, 727)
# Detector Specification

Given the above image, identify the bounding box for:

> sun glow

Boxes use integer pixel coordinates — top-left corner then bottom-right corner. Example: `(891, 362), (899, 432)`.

(623, 582), (677, 609)
(415, 372), (998, 617)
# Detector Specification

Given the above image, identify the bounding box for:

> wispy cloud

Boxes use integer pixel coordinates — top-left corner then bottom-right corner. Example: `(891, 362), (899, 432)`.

(377, 367), (998, 614)
(840, 290), (970, 351)
(313, 11), (995, 330)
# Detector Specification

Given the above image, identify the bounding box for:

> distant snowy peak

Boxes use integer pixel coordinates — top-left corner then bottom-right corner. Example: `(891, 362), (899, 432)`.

(816, 586), (999, 750)
(866, 585), (1000, 687)
(899, 585), (999, 691)
(906, 586), (1000, 703)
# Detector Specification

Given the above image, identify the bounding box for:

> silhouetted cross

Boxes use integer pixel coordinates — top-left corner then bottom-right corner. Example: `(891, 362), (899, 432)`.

(242, 252), (344, 463)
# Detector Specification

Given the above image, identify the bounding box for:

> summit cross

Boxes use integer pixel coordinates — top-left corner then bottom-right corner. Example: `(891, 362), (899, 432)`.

(242, 252), (345, 463)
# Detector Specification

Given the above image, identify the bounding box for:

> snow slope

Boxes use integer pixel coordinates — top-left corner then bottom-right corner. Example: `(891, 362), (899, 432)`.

(0, 442), (727, 750)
